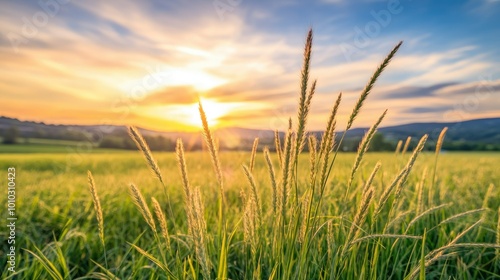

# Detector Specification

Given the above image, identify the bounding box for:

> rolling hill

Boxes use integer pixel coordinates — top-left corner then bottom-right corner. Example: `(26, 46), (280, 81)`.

(1, 116), (499, 151)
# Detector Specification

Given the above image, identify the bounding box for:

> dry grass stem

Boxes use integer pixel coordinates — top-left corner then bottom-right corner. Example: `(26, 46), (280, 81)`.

(264, 147), (278, 215)
(346, 41), (402, 130)
(435, 127), (448, 155)
(402, 136), (411, 155)
(151, 197), (170, 250)
(243, 165), (262, 226)
(129, 184), (156, 233)
(347, 110), (387, 195)
(199, 100), (225, 205)
(250, 138), (259, 172)
(128, 126), (164, 186)
(395, 140), (403, 154)
(87, 171), (104, 247)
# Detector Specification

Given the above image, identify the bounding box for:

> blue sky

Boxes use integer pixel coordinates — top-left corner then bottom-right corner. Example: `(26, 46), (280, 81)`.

(1, 0), (499, 131)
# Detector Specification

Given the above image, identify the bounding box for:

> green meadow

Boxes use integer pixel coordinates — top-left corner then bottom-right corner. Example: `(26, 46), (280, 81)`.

(0, 138), (123, 154)
(0, 150), (499, 279)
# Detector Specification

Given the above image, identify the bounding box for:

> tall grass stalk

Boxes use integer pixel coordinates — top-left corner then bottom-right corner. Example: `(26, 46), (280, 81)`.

(295, 29), (314, 160)
(274, 130), (283, 167)
(151, 197), (170, 250)
(430, 127), (448, 203)
(128, 126), (177, 231)
(128, 126), (165, 187)
(346, 41), (402, 130)
(374, 134), (428, 223)
(243, 165), (262, 227)
(292, 29), (315, 211)
(87, 171), (107, 267)
(343, 187), (375, 255)
(264, 147), (278, 215)
(129, 184), (156, 233)
(199, 101), (224, 201)
(323, 41), (402, 203)
(243, 190), (258, 251)
(408, 219), (484, 279)
(176, 139), (191, 202)
(280, 129), (294, 227)
(191, 187), (210, 278)
(416, 167), (427, 215)
(405, 203), (452, 234)
(199, 100), (226, 240)
(392, 135), (428, 206)
(432, 208), (485, 231)
(176, 137), (212, 277)
(395, 139), (403, 154)
(346, 110), (387, 198)
(402, 136), (411, 156)
(317, 93), (341, 189)
(308, 135), (318, 190)
(249, 138), (259, 172)
(362, 162), (381, 195)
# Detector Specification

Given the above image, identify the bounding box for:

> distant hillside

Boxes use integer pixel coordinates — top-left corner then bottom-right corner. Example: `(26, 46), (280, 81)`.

(343, 118), (500, 143)
(337, 118), (500, 151)
(1, 116), (499, 151)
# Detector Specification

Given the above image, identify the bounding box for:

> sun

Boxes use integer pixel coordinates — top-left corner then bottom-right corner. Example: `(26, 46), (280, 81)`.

(120, 66), (228, 97)
(187, 98), (233, 127)
(140, 98), (269, 131)
(169, 68), (227, 92)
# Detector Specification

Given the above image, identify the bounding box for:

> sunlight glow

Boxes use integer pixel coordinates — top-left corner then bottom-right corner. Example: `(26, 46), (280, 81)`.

(190, 99), (233, 127)
(141, 98), (255, 130)
(169, 69), (227, 91)
(120, 66), (228, 97)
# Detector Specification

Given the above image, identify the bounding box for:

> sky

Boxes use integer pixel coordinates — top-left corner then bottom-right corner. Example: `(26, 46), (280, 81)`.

(1, 0), (499, 132)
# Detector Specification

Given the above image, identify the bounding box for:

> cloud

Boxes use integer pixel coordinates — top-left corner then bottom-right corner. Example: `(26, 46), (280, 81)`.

(379, 82), (458, 99)
(403, 106), (454, 114)
(435, 80), (500, 96)
(139, 86), (200, 105)
(466, 0), (500, 17)
(0, 0), (499, 132)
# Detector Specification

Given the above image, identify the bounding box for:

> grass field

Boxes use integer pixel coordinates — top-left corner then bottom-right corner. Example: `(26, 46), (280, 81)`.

(0, 139), (127, 154)
(0, 138), (122, 154)
(1, 150), (499, 279)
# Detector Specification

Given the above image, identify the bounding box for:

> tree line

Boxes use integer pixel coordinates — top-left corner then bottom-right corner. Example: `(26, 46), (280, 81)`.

(2, 125), (499, 151)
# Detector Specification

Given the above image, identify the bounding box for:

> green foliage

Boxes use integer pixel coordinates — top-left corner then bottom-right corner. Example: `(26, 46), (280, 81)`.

(2, 126), (19, 144)
(369, 133), (395, 151)
(99, 134), (174, 151)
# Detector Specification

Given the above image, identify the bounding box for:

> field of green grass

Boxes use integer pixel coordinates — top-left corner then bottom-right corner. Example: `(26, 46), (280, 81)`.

(0, 138), (123, 154)
(1, 149), (499, 279)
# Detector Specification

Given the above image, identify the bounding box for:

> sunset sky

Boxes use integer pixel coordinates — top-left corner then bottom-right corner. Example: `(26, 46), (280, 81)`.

(1, 0), (499, 132)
